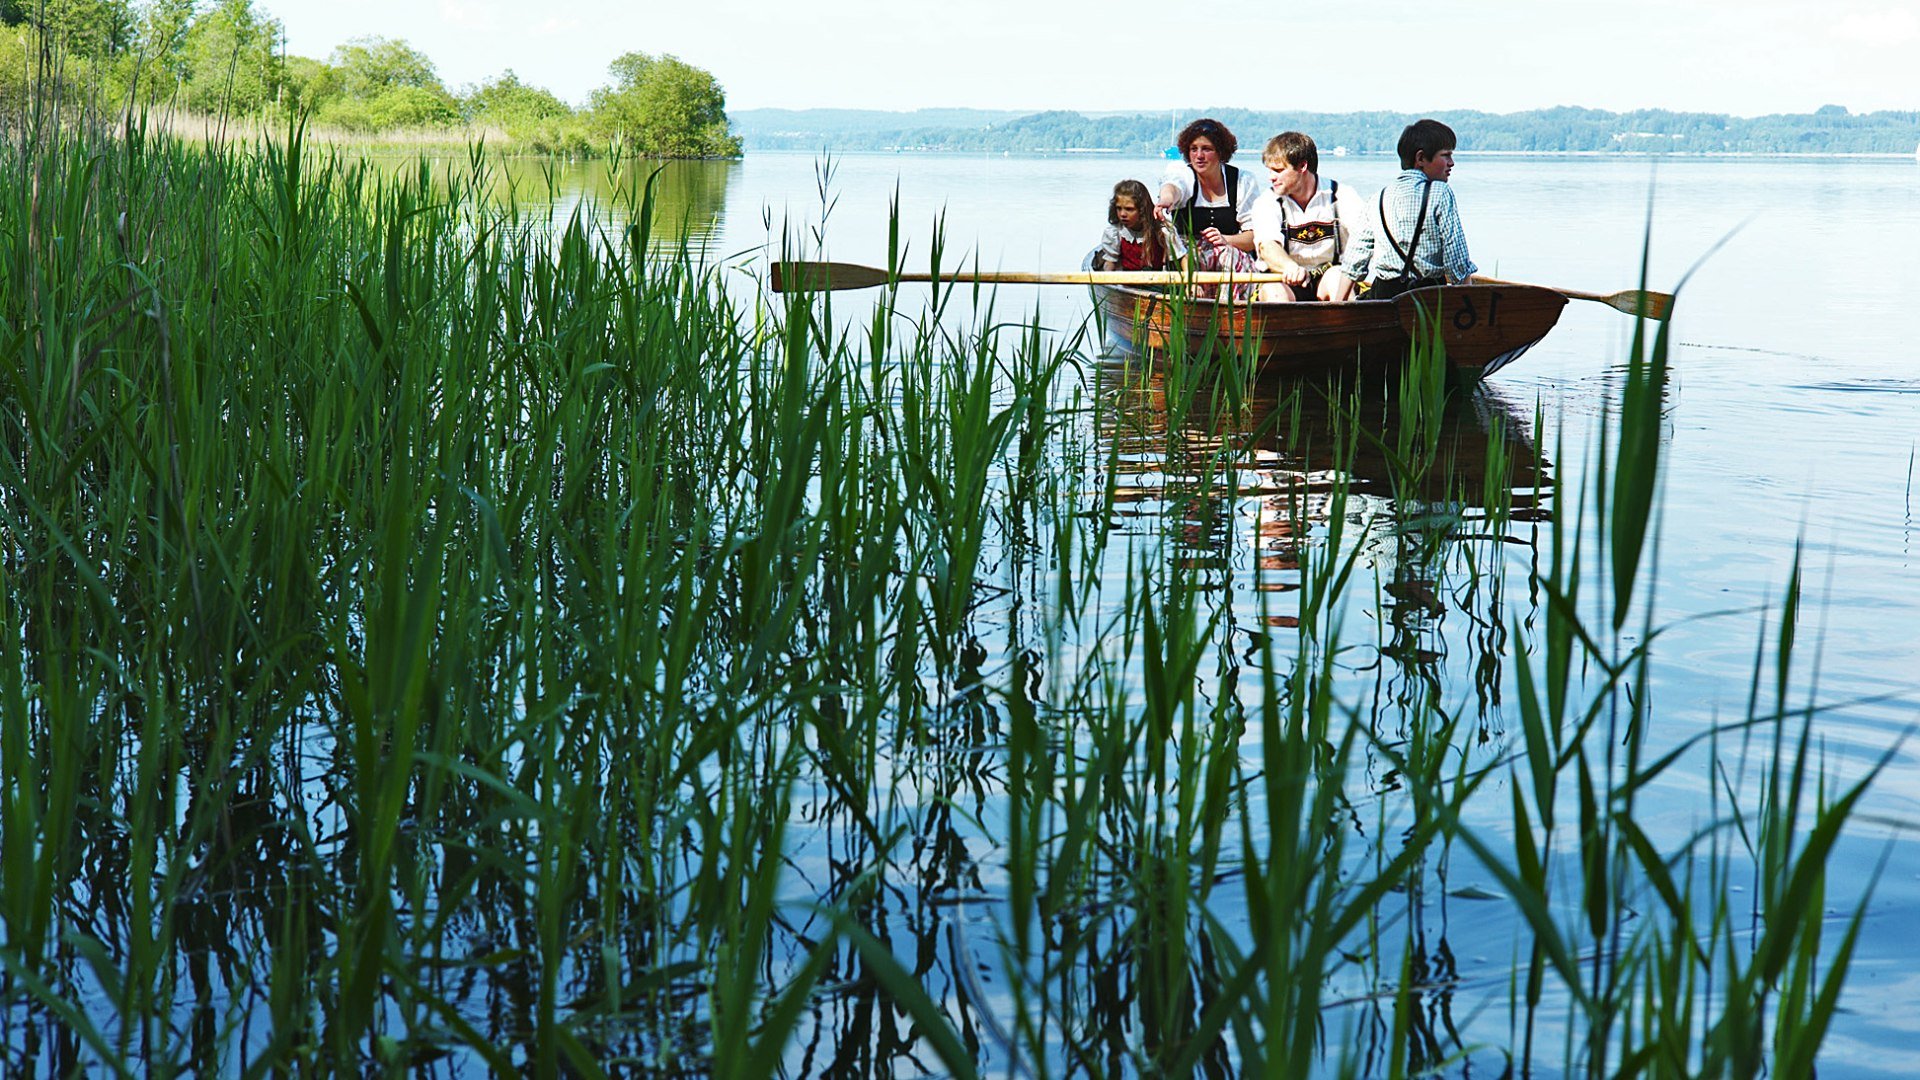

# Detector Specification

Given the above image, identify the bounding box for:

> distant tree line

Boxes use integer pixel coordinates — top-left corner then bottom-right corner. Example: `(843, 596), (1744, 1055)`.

(0, 0), (741, 156)
(736, 104), (1920, 156)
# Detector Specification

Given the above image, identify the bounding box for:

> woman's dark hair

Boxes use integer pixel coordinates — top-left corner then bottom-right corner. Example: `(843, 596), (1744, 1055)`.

(1397, 118), (1457, 169)
(1108, 179), (1167, 268)
(1176, 118), (1238, 162)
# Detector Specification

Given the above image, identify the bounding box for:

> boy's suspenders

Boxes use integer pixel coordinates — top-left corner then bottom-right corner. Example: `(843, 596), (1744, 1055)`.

(1379, 179), (1435, 280)
(1329, 179), (1341, 260)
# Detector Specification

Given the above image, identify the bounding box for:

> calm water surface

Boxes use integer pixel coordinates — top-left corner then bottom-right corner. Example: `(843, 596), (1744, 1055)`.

(547, 150), (1920, 1071)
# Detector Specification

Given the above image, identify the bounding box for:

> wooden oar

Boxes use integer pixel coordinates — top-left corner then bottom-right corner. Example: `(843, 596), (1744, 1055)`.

(770, 260), (1295, 294)
(1472, 275), (1672, 320)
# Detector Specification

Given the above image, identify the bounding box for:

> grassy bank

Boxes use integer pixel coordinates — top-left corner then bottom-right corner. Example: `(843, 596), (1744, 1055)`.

(140, 109), (660, 160)
(0, 116), (1884, 1076)
(147, 108), (513, 151)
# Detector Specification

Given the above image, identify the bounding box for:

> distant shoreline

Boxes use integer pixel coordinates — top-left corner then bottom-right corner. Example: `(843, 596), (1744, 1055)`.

(733, 105), (1920, 158)
(751, 147), (1919, 162)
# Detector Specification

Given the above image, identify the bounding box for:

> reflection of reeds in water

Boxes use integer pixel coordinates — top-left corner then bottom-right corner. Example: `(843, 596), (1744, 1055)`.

(401, 150), (741, 246)
(0, 113), (1888, 1076)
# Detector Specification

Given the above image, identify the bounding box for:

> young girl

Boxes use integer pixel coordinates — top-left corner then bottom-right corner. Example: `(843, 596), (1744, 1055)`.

(1098, 180), (1185, 271)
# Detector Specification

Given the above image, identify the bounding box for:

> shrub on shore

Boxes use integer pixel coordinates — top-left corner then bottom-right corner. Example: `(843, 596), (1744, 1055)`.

(0, 3), (740, 158)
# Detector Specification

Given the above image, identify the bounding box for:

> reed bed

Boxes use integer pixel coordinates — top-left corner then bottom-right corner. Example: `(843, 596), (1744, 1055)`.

(0, 116), (1887, 1076)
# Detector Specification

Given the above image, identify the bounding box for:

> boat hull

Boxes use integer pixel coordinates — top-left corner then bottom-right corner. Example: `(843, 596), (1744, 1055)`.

(1094, 279), (1568, 380)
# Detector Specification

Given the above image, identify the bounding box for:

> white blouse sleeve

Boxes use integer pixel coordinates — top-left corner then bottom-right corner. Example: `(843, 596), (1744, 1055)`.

(1158, 161), (1195, 203)
(1233, 170), (1265, 229)
(1248, 191), (1282, 246)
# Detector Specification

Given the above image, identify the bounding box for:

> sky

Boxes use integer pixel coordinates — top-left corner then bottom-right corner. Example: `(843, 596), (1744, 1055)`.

(272, 0), (1920, 117)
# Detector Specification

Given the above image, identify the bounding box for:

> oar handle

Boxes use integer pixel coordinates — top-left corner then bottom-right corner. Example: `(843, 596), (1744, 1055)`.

(890, 271), (1295, 286)
(771, 260), (1297, 293)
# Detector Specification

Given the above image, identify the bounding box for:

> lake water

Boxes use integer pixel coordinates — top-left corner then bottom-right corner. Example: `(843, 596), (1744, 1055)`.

(632, 149), (1920, 1073)
(696, 149), (1920, 719)
(16, 119), (1920, 1073)
(368, 148), (1920, 1072)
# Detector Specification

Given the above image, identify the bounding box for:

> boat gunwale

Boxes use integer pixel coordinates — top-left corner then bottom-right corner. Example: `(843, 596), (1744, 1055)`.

(1088, 264), (1567, 377)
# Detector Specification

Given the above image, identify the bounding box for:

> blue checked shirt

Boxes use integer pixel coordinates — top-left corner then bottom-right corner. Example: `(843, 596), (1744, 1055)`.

(1340, 170), (1478, 287)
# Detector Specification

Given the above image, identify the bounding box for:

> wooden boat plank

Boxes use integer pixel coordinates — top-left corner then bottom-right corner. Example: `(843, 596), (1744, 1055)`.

(1094, 275), (1566, 379)
(1393, 286), (1569, 377)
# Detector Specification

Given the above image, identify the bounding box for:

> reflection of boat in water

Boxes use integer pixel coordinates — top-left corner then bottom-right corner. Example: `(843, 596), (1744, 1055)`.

(1088, 253), (1567, 381)
(1102, 365), (1549, 504)
(1097, 362), (1553, 591)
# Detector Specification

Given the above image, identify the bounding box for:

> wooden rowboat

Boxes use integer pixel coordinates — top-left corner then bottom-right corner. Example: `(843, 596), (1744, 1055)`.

(1090, 261), (1568, 380)
(766, 256), (1579, 379)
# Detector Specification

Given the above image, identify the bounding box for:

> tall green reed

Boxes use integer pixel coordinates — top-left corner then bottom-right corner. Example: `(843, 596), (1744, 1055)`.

(0, 105), (1890, 1077)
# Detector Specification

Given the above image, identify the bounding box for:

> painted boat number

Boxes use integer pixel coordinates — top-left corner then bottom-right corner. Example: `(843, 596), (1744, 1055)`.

(1452, 290), (1502, 330)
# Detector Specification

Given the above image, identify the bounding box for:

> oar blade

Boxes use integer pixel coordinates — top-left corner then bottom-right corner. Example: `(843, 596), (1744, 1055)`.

(1610, 289), (1673, 320)
(1477, 274), (1673, 321)
(770, 261), (892, 293)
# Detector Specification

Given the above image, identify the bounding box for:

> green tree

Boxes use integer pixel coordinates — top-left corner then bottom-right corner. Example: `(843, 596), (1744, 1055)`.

(329, 35), (436, 98)
(462, 68), (572, 131)
(179, 0), (281, 114)
(1, 0), (132, 56)
(0, 25), (29, 124)
(588, 52), (740, 158)
(279, 54), (339, 114)
(144, 0), (190, 64)
(118, 0), (192, 102)
(365, 83), (456, 126)
(321, 35), (457, 129)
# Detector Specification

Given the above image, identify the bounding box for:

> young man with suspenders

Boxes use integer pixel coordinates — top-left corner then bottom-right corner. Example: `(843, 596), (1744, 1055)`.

(1339, 119), (1479, 300)
(1249, 131), (1359, 302)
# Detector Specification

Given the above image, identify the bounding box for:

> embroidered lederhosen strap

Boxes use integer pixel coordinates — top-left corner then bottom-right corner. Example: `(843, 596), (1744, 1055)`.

(1379, 179), (1436, 281)
(1281, 178), (1341, 266)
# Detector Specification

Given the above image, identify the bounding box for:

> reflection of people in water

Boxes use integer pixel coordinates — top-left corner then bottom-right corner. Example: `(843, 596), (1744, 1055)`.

(1092, 362), (1550, 593)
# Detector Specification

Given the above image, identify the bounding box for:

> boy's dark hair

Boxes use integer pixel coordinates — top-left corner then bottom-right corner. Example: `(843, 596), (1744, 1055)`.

(1396, 119), (1456, 170)
(1262, 131), (1318, 174)
(1176, 117), (1239, 161)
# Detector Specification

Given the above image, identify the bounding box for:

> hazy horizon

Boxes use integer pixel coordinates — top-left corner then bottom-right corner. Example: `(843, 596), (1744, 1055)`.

(272, 0), (1917, 117)
(725, 103), (1919, 121)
